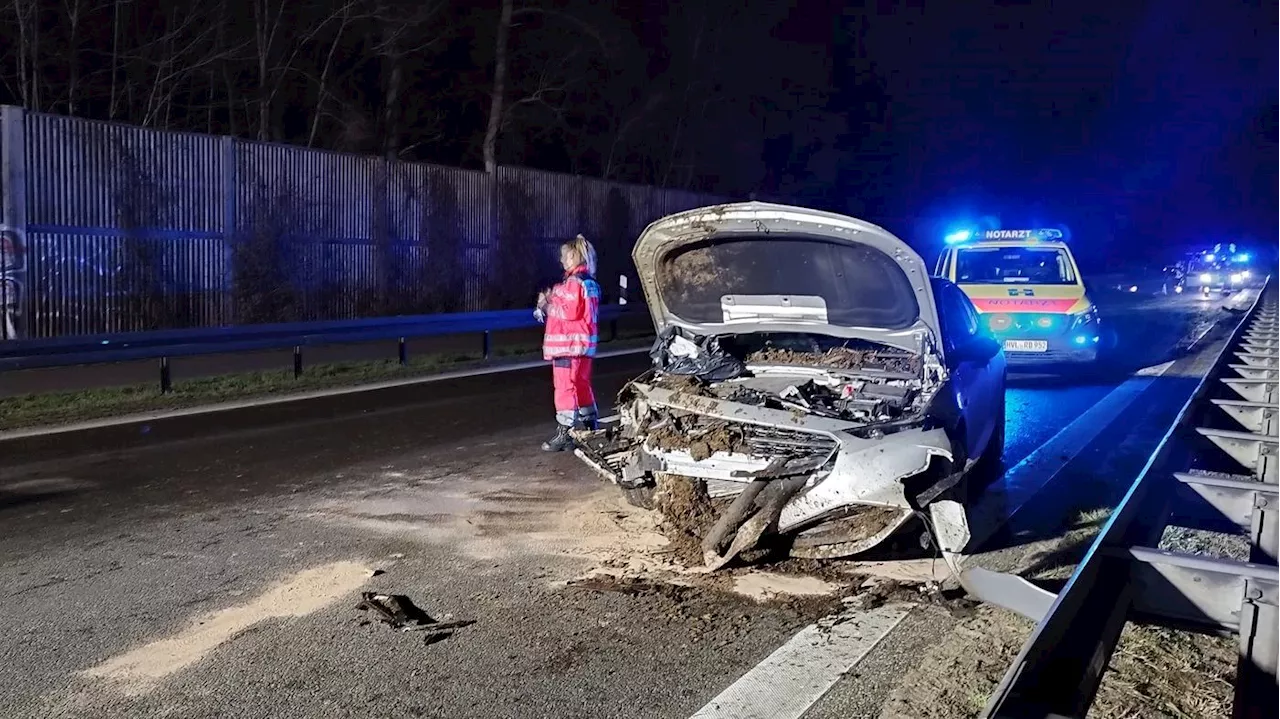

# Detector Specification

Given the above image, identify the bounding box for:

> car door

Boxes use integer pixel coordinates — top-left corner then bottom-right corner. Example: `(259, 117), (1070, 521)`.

(933, 278), (1003, 462)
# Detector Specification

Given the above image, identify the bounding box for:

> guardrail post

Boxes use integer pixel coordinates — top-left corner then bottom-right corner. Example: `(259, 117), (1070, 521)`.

(159, 357), (171, 393)
(482, 330), (491, 360)
(398, 337), (407, 366)
(293, 345), (302, 378)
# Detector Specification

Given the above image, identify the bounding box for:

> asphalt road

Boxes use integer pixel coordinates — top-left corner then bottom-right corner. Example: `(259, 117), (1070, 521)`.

(0, 289), (1248, 719)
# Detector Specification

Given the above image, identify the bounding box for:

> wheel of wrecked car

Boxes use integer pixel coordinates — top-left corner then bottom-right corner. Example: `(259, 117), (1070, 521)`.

(623, 485), (657, 510)
(972, 397), (1006, 488)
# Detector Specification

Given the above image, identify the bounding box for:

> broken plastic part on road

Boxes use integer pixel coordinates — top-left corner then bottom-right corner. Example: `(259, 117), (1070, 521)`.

(355, 592), (476, 644)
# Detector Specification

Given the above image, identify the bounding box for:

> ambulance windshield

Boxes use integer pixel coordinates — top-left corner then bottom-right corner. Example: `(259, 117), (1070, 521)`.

(955, 247), (1077, 285)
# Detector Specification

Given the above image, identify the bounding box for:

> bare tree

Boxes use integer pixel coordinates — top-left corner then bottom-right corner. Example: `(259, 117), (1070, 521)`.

(483, 2), (608, 173)
(4, 0), (41, 109)
(369, 0), (449, 158)
(308, 1), (354, 147)
(62, 0), (83, 114)
(482, 0), (513, 174)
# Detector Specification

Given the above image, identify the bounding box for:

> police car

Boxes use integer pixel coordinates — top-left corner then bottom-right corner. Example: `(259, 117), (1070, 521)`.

(933, 228), (1100, 364)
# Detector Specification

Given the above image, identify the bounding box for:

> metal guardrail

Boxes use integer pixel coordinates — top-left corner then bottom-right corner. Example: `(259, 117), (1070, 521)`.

(981, 279), (1278, 719)
(0, 304), (647, 392)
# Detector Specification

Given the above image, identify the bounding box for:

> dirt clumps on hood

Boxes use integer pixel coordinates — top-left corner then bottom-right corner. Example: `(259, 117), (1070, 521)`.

(747, 346), (922, 374)
(652, 374), (714, 397)
(646, 414), (750, 461)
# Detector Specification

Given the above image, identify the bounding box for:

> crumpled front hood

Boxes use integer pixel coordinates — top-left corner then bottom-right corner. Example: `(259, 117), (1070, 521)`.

(632, 203), (943, 355)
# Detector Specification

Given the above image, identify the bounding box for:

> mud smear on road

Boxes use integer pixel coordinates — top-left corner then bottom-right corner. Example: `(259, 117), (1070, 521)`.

(567, 572), (847, 626)
(82, 560), (372, 696)
(302, 461), (947, 612)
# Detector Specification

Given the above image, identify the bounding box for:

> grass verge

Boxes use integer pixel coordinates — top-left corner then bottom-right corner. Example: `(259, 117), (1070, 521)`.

(1, 335), (654, 432)
(880, 604), (1235, 719)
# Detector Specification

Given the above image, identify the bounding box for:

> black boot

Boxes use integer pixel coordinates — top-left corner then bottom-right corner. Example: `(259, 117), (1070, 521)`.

(541, 425), (574, 452)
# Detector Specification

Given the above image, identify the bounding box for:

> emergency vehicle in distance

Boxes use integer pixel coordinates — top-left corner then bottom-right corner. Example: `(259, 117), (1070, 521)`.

(933, 228), (1100, 364)
(1178, 244), (1256, 297)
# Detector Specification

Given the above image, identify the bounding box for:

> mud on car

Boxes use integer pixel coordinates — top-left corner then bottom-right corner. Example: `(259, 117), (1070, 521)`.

(572, 203), (1008, 570)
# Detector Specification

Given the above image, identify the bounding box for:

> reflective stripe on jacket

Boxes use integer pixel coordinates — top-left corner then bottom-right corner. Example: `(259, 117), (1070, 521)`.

(543, 266), (601, 359)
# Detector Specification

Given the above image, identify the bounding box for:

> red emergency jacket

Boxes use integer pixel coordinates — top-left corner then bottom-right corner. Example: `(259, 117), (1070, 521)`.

(542, 265), (601, 359)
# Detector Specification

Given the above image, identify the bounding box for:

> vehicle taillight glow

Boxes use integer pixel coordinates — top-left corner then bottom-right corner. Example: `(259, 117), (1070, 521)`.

(989, 313), (1013, 332)
(1035, 316), (1053, 329)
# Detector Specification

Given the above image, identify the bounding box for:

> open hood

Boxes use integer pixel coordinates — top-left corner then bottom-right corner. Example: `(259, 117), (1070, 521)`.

(632, 203), (942, 355)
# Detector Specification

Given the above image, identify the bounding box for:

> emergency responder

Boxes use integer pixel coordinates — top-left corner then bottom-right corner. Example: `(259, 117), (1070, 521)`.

(535, 234), (601, 451)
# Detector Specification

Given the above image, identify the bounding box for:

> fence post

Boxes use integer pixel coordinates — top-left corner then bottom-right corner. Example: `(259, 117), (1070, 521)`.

(220, 135), (236, 325)
(159, 357), (172, 393)
(1, 106), (28, 341)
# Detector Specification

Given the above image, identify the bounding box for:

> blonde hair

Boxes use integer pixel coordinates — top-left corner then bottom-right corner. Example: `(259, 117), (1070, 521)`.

(562, 234), (597, 275)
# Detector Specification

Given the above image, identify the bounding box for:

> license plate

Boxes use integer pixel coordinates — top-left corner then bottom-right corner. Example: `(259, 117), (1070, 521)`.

(1004, 340), (1049, 352)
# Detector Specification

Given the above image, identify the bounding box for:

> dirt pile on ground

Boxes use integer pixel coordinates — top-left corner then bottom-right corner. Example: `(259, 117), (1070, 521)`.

(746, 346), (922, 374)
(652, 474), (726, 565)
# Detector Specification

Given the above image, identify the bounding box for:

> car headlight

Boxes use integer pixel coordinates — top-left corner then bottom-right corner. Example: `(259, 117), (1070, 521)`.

(1199, 273), (1213, 283)
(1230, 273), (1243, 284)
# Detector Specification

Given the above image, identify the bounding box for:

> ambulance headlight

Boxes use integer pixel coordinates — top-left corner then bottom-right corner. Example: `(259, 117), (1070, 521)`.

(1199, 273), (1213, 283)
(1069, 307), (1099, 331)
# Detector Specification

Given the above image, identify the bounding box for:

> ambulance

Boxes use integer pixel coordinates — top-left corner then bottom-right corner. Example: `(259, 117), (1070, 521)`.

(933, 228), (1100, 364)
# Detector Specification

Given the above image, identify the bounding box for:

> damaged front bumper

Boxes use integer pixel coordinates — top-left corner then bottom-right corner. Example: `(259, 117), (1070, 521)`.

(574, 383), (971, 568)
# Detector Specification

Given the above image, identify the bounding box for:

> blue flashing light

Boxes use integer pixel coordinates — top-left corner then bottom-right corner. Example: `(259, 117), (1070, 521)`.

(1205, 253), (1216, 262)
(945, 230), (972, 244)
(1236, 253), (1250, 263)
(1073, 335), (1087, 345)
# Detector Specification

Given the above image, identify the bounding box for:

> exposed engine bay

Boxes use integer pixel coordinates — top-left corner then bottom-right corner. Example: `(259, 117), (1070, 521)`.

(573, 328), (973, 571)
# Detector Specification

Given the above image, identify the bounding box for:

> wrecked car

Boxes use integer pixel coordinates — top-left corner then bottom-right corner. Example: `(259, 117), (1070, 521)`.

(573, 202), (1008, 570)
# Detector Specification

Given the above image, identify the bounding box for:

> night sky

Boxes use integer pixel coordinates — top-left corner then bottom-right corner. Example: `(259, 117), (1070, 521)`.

(0, 0), (1274, 264)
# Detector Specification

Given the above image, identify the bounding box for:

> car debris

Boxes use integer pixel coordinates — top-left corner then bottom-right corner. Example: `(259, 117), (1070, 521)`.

(355, 592), (475, 644)
(572, 202), (1008, 571)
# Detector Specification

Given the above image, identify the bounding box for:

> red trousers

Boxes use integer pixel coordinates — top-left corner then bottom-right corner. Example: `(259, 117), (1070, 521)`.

(552, 357), (596, 426)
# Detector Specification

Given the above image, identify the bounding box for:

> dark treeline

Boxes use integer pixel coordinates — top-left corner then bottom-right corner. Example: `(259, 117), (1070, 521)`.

(0, 0), (893, 207)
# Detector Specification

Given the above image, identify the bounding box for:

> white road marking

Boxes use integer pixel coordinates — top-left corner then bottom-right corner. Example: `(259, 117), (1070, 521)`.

(0, 346), (649, 442)
(688, 603), (912, 719)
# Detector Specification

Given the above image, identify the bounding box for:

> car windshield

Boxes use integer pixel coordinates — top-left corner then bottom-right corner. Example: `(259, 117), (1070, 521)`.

(658, 236), (920, 329)
(955, 247), (1077, 285)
